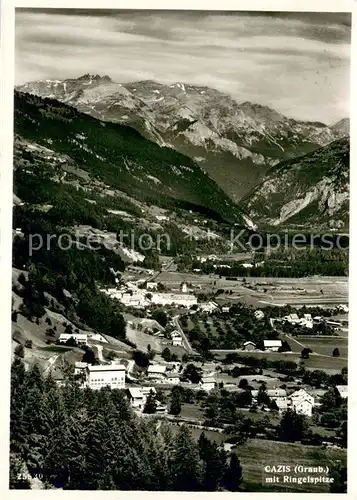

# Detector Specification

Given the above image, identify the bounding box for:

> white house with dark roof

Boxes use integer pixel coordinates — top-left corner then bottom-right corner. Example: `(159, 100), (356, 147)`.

(86, 364), (126, 390)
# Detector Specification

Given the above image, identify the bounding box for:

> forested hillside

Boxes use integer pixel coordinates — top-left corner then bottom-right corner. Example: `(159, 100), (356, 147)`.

(10, 359), (241, 491)
(14, 91), (246, 224)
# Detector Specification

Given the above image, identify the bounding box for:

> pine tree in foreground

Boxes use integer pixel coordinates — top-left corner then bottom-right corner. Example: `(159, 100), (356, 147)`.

(221, 452), (243, 491)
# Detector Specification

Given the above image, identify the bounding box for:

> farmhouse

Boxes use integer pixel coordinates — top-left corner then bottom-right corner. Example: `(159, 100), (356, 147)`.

(221, 306), (230, 313)
(127, 387), (145, 411)
(263, 339), (282, 352)
(86, 364), (126, 390)
(290, 389), (314, 405)
(58, 333), (88, 346)
(299, 318), (313, 329)
(200, 377), (216, 392)
(251, 388), (287, 405)
(170, 330), (183, 346)
(146, 282), (158, 291)
(267, 389), (287, 400)
(292, 398), (313, 417)
(290, 389), (315, 417)
(275, 399), (289, 413)
(284, 313), (300, 324)
(147, 364), (167, 380)
(243, 341), (256, 352)
(166, 373), (180, 385)
(127, 386), (157, 411)
(156, 403), (168, 414)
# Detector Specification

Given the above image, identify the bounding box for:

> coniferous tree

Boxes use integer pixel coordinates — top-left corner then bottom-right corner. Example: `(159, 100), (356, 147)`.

(169, 388), (182, 415)
(198, 432), (227, 491)
(172, 426), (203, 491)
(221, 452), (243, 491)
(143, 390), (157, 414)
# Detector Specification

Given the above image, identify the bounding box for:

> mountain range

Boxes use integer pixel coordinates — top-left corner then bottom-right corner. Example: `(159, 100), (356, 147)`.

(17, 74), (350, 202)
(14, 90), (249, 226)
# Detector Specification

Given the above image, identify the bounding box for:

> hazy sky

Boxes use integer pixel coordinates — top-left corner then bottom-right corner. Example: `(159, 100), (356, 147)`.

(15, 9), (351, 124)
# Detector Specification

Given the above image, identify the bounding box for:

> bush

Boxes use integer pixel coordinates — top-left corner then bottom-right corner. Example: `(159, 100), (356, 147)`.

(301, 347), (312, 359)
(238, 378), (249, 389)
(24, 340), (33, 349)
(46, 328), (55, 337)
(332, 347), (340, 357)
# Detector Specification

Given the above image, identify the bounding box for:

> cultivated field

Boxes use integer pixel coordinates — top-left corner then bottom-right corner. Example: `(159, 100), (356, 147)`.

(297, 336), (348, 358)
(214, 350), (347, 373)
(169, 424), (346, 493)
(235, 438), (346, 492)
(153, 271), (348, 309)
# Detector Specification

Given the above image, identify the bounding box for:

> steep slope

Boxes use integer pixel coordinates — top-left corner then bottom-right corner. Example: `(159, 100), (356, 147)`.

(14, 91), (246, 224)
(240, 137), (349, 230)
(17, 75), (349, 201)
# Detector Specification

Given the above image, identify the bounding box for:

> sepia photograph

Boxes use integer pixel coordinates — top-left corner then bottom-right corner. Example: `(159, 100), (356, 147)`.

(9, 6), (350, 492)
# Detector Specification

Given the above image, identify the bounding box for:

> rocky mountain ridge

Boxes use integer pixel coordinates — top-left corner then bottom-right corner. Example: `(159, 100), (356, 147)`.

(241, 137), (349, 230)
(17, 74), (349, 201)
